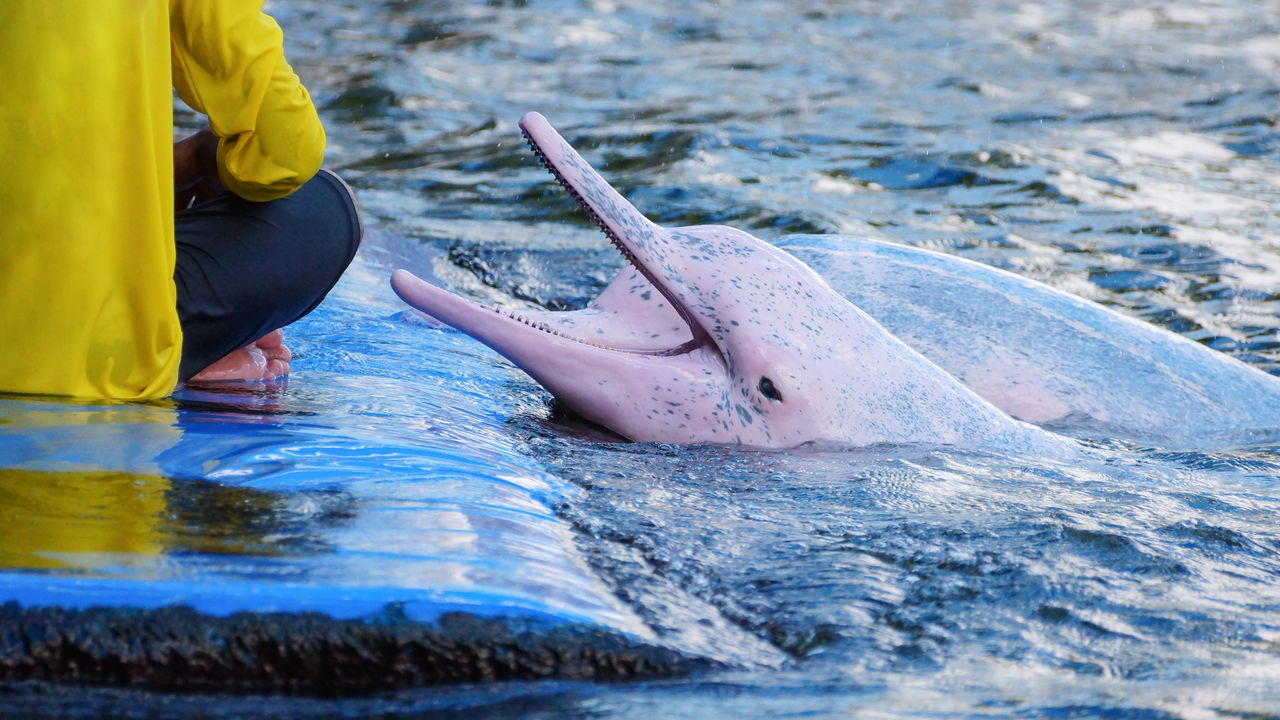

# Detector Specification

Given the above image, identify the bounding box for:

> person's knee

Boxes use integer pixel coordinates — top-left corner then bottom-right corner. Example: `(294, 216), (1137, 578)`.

(293, 168), (361, 313)
(314, 168), (363, 264)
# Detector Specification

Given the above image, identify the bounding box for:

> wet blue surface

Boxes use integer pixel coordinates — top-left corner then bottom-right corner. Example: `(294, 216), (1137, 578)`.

(0, 259), (645, 632)
(6, 0), (1280, 717)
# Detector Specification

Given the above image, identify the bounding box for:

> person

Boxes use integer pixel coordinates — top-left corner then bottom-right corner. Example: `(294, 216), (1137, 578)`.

(0, 1), (362, 400)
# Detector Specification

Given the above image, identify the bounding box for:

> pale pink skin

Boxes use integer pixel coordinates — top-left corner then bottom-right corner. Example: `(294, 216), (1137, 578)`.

(390, 113), (1066, 452)
(188, 329), (292, 384)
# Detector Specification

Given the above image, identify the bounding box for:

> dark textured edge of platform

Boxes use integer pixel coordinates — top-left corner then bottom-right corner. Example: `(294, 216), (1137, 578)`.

(0, 601), (715, 696)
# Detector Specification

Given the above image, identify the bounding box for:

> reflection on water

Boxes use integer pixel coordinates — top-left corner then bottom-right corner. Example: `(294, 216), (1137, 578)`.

(0, 469), (169, 570)
(0, 468), (350, 570)
(164, 475), (352, 558)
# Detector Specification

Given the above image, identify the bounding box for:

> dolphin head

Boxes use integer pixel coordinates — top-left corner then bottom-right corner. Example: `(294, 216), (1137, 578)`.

(392, 112), (1024, 449)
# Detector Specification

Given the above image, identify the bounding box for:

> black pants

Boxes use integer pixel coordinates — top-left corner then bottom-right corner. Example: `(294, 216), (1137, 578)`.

(173, 169), (362, 381)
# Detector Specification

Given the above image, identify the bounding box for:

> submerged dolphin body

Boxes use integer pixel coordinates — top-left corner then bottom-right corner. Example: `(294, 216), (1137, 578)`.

(392, 113), (1061, 452)
(782, 238), (1280, 447)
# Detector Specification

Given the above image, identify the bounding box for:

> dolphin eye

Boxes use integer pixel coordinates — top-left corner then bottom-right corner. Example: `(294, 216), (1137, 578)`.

(758, 377), (783, 402)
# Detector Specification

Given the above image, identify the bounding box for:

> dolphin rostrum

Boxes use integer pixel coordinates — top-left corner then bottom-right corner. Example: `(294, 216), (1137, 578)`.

(391, 112), (1063, 452)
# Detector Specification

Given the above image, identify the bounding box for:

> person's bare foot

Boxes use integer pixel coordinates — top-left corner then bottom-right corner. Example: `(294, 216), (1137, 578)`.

(188, 329), (292, 383)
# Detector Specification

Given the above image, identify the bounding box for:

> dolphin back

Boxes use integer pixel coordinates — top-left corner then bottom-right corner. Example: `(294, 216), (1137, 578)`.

(781, 235), (1280, 447)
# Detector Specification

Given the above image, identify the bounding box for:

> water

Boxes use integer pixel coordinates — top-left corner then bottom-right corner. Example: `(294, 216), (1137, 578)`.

(5, 0), (1280, 717)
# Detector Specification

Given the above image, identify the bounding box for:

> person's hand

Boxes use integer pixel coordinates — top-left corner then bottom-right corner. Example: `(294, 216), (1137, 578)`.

(187, 329), (292, 383)
(173, 128), (226, 208)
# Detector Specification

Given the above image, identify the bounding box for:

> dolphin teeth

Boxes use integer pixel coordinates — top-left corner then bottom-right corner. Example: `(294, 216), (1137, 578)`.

(518, 122), (700, 357)
(521, 127), (648, 282)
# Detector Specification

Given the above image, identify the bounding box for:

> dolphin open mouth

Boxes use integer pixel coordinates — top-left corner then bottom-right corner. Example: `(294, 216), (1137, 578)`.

(392, 112), (710, 361)
(516, 113), (709, 357)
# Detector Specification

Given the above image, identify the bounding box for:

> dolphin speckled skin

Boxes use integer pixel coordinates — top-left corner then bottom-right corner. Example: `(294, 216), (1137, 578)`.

(391, 113), (1063, 452)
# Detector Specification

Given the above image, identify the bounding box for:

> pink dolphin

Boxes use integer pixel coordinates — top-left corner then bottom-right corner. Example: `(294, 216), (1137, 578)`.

(391, 113), (1062, 452)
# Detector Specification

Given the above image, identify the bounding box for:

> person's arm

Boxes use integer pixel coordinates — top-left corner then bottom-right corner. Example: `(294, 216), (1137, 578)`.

(172, 128), (224, 208)
(169, 0), (325, 203)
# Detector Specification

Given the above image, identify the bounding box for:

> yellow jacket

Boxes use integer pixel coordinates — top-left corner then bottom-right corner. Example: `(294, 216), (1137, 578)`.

(0, 1), (325, 400)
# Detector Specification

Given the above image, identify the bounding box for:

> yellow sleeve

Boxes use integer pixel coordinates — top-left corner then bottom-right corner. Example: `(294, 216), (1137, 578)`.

(169, 0), (325, 202)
